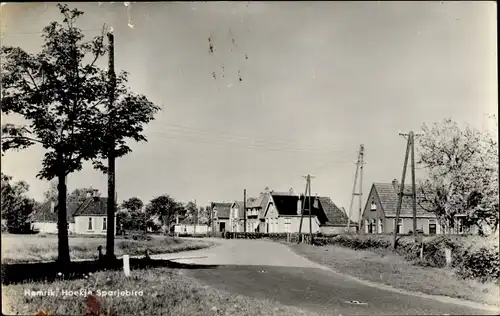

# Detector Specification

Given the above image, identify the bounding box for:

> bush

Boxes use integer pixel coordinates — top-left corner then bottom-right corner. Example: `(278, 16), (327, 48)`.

(307, 233), (499, 283)
(456, 247), (500, 283)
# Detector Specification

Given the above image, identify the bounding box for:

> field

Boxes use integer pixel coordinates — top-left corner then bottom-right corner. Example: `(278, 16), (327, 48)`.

(1, 234), (214, 264)
(2, 268), (315, 316)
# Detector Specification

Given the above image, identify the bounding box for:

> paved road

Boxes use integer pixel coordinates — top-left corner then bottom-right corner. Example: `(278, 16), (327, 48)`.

(154, 238), (498, 315)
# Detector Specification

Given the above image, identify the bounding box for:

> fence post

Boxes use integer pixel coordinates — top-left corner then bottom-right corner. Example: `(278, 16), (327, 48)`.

(123, 255), (130, 277)
(444, 247), (452, 267)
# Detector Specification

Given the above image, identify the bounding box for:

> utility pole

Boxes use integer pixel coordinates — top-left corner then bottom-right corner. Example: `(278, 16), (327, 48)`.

(308, 175), (314, 245)
(347, 145), (364, 233)
(393, 131), (422, 250)
(243, 189), (247, 233)
(358, 145), (364, 230)
(410, 134), (417, 240)
(297, 178), (309, 244)
(106, 29), (117, 262)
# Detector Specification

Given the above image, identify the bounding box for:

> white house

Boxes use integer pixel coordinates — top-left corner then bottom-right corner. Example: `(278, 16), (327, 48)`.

(29, 194), (116, 235)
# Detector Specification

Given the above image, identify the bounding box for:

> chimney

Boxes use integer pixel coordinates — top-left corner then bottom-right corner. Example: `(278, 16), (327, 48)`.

(50, 201), (55, 213)
(392, 179), (399, 192)
(289, 186), (294, 195)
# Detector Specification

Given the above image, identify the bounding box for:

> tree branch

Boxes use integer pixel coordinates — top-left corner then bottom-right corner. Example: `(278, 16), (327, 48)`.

(1, 135), (44, 144)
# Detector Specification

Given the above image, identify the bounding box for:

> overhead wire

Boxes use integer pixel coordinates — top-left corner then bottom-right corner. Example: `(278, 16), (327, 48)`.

(150, 120), (349, 152)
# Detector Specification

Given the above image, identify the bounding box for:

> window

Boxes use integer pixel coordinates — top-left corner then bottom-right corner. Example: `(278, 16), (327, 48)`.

(366, 219), (375, 234)
(365, 219), (369, 233)
(428, 219), (436, 235)
(284, 217), (291, 232)
(457, 218), (464, 234)
(370, 200), (377, 211)
(103, 218), (107, 230)
(378, 218), (383, 234)
(88, 217), (93, 231)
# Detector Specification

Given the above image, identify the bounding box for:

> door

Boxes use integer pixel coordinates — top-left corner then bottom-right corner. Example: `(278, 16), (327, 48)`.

(220, 222), (225, 232)
(429, 224), (436, 235)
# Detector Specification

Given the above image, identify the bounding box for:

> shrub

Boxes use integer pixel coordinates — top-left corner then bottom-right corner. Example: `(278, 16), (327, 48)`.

(456, 246), (500, 283)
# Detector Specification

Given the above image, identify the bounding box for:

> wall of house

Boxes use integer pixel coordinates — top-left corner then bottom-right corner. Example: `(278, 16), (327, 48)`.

(262, 216), (320, 233)
(214, 219), (230, 232)
(370, 217), (442, 235)
(74, 216), (116, 235)
(320, 225), (356, 234)
(361, 187), (386, 234)
(32, 222), (58, 234)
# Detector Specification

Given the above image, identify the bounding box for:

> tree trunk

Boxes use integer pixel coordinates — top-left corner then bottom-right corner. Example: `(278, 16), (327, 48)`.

(56, 170), (70, 272)
(106, 151), (116, 264)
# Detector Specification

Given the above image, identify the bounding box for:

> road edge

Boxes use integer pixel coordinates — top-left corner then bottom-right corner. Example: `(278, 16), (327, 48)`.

(285, 243), (499, 313)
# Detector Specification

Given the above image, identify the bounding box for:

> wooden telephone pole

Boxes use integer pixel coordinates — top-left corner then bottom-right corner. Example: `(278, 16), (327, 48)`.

(106, 29), (117, 262)
(243, 189), (247, 233)
(347, 145), (364, 233)
(298, 175), (315, 244)
(392, 131), (422, 250)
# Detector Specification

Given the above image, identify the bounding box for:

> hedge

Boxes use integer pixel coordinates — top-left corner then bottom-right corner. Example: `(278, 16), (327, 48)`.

(307, 233), (499, 283)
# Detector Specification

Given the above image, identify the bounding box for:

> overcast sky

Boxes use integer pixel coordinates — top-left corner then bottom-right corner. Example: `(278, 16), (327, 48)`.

(1, 2), (497, 221)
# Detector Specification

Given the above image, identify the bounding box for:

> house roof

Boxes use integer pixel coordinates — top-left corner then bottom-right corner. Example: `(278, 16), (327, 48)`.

(372, 182), (435, 218)
(232, 201), (245, 218)
(73, 197), (108, 216)
(29, 201), (82, 223)
(269, 193), (331, 222)
(29, 197), (110, 223)
(318, 197), (357, 226)
(212, 202), (232, 219)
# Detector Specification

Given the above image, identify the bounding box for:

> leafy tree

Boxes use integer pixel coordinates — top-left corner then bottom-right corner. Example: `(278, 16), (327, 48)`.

(1, 173), (35, 233)
(68, 187), (101, 203)
(43, 180), (58, 203)
(198, 206), (209, 225)
(417, 118), (499, 235)
(119, 197), (146, 232)
(184, 201), (198, 224)
(145, 195), (185, 232)
(121, 197), (143, 212)
(1, 4), (109, 269)
(43, 181), (100, 204)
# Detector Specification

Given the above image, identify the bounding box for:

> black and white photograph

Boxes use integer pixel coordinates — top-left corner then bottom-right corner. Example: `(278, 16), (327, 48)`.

(1, 2), (498, 315)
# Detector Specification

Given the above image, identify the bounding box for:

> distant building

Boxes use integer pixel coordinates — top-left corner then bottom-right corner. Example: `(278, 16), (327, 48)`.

(225, 186), (356, 234)
(361, 179), (479, 235)
(28, 193), (116, 235)
(210, 202), (232, 232)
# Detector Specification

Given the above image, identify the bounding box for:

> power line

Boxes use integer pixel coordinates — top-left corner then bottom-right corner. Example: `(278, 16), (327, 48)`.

(152, 120), (347, 151)
(147, 129), (352, 154)
(148, 131), (355, 157)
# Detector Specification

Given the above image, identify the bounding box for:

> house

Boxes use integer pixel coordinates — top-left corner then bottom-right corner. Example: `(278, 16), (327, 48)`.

(229, 201), (245, 232)
(29, 194), (117, 235)
(361, 179), (479, 235)
(317, 197), (358, 234)
(237, 186), (356, 234)
(210, 202), (232, 232)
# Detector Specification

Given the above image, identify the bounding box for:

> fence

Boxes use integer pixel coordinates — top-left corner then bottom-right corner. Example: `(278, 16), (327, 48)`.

(174, 224), (209, 235)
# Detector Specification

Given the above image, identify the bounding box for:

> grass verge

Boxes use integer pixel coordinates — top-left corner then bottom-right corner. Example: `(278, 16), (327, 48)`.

(1, 234), (213, 264)
(289, 243), (500, 307)
(2, 268), (315, 316)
